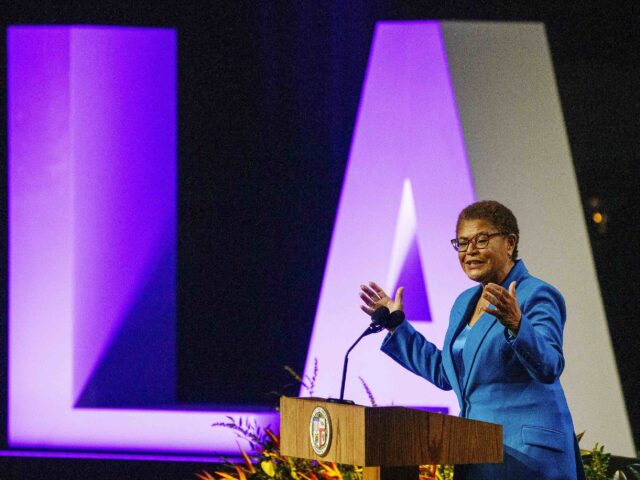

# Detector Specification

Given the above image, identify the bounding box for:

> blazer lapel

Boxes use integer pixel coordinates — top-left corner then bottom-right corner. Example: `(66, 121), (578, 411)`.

(460, 313), (497, 396)
(444, 286), (482, 398)
(459, 260), (529, 396)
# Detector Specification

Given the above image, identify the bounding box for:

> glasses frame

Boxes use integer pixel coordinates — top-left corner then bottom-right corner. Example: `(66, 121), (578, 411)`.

(451, 231), (508, 252)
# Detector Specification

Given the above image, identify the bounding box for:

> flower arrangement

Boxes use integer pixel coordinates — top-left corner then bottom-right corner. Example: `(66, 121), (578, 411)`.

(197, 416), (363, 480)
(197, 415), (452, 480)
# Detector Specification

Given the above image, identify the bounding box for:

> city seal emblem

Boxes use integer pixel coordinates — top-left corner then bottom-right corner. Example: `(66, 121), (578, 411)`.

(309, 406), (331, 456)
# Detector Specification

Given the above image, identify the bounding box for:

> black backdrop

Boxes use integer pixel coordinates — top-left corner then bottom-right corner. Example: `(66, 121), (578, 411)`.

(1, 1), (639, 452)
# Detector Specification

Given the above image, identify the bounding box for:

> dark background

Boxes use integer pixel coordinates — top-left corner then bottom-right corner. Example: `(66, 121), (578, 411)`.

(1, 0), (639, 474)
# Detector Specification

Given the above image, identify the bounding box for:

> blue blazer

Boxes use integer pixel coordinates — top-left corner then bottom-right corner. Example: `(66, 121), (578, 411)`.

(381, 260), (585, 480)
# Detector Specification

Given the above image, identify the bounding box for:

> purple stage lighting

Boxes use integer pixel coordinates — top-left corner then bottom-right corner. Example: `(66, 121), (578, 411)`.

(8, 26), (277, 455)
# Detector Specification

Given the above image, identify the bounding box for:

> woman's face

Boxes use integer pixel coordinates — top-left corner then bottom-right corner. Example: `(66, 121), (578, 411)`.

(456, 218), (516, 285)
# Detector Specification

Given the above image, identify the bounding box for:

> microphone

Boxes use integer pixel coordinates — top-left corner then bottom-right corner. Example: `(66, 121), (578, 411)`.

(336, 306), (405, 402)
(371, 306), (391, 328)
(371, 306), (406, 329)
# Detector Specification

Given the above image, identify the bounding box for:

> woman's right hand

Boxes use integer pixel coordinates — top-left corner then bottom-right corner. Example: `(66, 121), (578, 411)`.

(359, 281), (405, 317)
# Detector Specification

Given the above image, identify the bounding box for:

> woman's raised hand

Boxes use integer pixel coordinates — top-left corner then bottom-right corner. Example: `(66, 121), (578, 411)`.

(481, 281), (522, 334)
(359, 281), (404, 316)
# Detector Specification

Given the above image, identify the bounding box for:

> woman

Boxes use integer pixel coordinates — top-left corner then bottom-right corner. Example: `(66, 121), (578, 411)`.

(359, 200), (585, 480)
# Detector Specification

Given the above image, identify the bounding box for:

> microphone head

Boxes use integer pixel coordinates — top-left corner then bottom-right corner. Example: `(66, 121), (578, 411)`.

(388, 309), (406, 328)
(371, 306), (391, 327)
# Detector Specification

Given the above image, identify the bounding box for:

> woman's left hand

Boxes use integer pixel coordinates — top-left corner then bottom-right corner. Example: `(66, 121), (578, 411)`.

(481, 281), (522, 334)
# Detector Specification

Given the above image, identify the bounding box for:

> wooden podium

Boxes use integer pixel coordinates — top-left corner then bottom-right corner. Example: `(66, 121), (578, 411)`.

(280, 396), (502, 480)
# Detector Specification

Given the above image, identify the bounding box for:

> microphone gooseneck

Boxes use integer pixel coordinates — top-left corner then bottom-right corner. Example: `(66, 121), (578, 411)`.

(338, 307), (391, 402)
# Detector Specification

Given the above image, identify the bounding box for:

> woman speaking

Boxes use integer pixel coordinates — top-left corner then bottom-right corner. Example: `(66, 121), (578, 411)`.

(359, 200), (585, 480)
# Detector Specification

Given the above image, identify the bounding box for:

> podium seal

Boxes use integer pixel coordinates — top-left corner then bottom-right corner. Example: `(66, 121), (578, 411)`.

(309, 406), (331, 456)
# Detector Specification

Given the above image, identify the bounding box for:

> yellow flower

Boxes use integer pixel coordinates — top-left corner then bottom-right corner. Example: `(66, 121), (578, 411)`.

(261, 460), (276, 477)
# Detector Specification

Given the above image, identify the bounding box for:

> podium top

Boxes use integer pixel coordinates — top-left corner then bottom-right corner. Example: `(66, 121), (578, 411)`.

(279, 396), (502, 467)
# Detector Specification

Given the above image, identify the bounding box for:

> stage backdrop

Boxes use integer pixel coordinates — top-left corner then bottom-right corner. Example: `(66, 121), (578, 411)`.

(7, 21), (635, 457)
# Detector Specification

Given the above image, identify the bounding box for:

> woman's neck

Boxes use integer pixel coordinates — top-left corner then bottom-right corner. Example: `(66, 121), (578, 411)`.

(482, 260), (516, 286)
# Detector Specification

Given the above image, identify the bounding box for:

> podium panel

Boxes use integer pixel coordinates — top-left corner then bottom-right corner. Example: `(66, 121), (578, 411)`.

(280, 397), (502, 467)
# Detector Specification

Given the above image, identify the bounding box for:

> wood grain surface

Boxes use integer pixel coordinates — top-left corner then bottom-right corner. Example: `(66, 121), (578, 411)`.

(280, 396), (367, 465)
(280, 397), (502, 467)
(362, 466), (419, 480)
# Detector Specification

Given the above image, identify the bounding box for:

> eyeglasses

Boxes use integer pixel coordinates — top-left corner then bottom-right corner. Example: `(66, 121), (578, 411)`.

(451, 232), (507, 252)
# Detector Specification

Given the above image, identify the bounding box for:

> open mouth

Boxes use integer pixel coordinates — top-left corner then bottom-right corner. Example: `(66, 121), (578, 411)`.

(466, 260), (484, 267)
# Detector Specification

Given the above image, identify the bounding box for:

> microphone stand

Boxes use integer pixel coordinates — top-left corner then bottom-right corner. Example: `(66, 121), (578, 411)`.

(336, 323), (384, 403)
